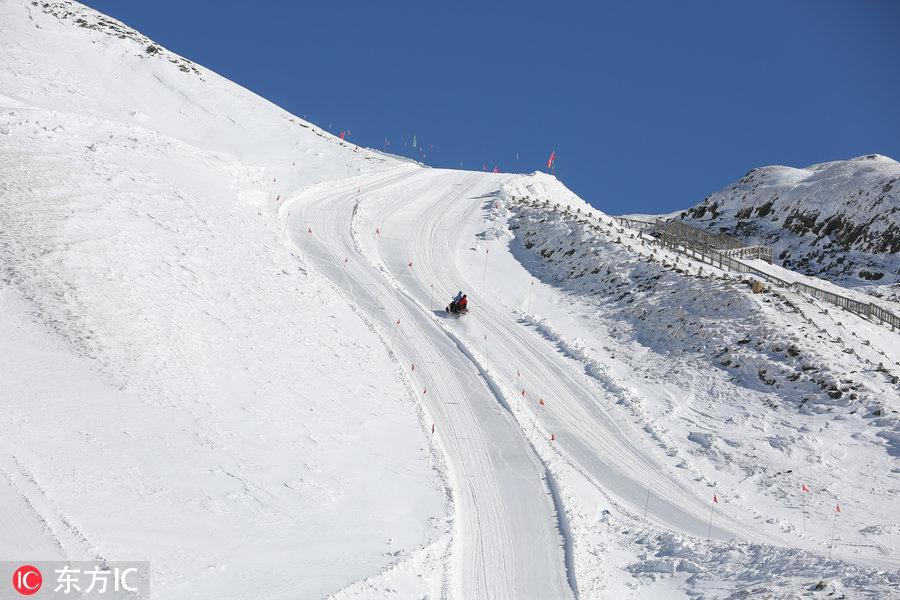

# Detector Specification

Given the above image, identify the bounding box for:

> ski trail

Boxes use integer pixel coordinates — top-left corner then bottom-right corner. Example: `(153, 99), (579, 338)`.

(362, 170), (732, 538)
(288, 168), (574, 599)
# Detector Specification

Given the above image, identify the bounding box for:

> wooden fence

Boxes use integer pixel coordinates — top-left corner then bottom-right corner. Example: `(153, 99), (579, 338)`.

(655, 219), (749, 251)
(514, 202), (899, 331)
(649, 221), (899, 331)
(615, 217), (657, 231)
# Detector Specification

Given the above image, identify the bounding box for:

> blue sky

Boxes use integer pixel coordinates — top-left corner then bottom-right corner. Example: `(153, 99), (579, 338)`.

(81, 0), (900, 215)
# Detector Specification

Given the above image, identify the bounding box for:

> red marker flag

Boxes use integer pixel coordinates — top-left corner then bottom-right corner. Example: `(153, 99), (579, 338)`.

(547, 150), (556, 170)
(835, 503), (841, 513)
(802, 483), (810, 493)
(340, 131), (346, 140)
(539, 398), (545, 406)
(713, 494), (718, 504)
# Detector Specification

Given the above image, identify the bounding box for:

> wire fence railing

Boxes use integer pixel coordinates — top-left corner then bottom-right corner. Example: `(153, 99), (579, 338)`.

(632, 218), (899, 331)
(511, 200), (898, 331)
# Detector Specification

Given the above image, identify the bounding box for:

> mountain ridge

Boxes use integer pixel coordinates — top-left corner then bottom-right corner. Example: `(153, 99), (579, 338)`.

(677, 153), (900, 286)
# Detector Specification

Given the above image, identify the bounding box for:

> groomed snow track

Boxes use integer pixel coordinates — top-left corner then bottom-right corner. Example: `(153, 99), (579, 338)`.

(288, 167), (574, 599)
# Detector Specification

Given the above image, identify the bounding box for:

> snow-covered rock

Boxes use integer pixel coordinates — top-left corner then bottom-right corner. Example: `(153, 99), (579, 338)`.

(678, 154), (900, 286)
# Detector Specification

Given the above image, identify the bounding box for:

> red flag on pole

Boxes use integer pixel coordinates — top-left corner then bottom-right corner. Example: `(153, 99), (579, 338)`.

(340, 131), (346, 140)
(802, 483), (810, 493)
(835, 503), (841, 513)
(713, 494), (718, 504)
(547, 150), (556, 170)
(539, 398), (545, 406)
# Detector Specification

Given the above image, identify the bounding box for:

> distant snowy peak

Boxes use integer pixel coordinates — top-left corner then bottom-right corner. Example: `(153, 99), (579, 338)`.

(679, 154), (900, 285)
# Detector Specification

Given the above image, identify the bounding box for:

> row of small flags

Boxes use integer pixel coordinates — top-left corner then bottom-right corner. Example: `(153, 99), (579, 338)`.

(331, 126), (560, 175)
(298, 113), (563, 175)
(515, 361), (847, 555)
(710, 483), (843, 517)
(706, 484), (843, 555)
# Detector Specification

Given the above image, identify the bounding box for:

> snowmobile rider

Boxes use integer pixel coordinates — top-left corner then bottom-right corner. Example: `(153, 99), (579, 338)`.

(448, 292), (468, 313)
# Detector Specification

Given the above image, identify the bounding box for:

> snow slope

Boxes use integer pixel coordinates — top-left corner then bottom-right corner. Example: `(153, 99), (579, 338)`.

(677, 155), (900, 287)
(1, 1), (447, 598)
(2, 0), (898, 598)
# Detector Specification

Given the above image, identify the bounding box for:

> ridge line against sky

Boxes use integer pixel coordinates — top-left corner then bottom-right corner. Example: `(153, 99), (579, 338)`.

(77, 0), (900, 215)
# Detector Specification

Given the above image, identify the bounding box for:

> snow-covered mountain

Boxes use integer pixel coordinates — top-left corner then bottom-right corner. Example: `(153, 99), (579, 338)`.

(677, 154), (900, 287)
(2, 1), (898, 599)
(1, 1), (444, 598)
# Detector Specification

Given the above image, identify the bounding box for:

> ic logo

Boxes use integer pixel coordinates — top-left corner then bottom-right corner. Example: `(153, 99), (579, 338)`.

(12, 565), (42, 595)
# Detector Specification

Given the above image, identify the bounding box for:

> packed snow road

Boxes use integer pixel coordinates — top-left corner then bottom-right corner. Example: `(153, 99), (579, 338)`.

(289, 167), (574, 599)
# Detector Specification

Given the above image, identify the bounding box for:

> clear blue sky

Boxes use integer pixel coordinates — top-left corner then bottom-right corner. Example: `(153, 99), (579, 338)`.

(81, 0), (900, 215)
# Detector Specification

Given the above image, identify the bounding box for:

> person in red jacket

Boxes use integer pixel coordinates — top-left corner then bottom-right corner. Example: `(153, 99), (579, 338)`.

(447, 293), (469, 314)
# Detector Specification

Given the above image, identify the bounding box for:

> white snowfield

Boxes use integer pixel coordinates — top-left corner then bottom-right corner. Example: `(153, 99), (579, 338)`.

(1, 1), (898, 599)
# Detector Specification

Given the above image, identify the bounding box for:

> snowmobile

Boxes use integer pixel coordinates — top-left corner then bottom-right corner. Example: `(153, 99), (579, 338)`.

(446, 296), (469, 316)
